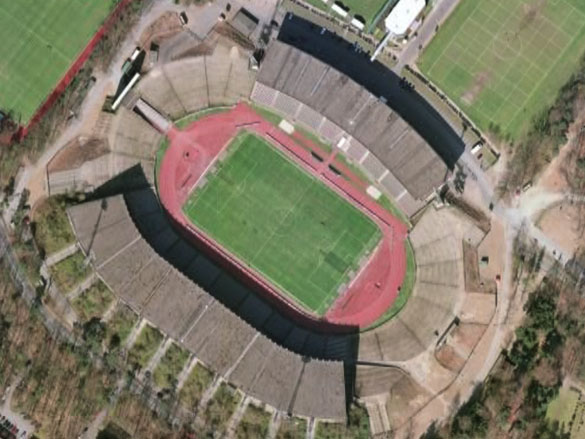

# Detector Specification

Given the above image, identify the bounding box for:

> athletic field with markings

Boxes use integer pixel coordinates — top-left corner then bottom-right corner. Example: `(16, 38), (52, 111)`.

(0, 0), (114, 123)
(419, 0), (585, 140)
(183, 132), (382, 315)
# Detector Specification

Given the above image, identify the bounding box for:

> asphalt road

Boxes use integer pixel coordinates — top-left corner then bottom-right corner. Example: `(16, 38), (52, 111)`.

(394, 0), (462, 73)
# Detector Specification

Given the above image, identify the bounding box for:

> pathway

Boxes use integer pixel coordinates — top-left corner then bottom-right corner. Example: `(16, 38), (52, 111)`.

(393, 0), (462, 73)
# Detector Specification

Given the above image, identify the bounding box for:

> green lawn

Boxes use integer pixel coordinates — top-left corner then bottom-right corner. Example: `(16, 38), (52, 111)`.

(419, 0), (585, 140)
(174, 107), (231, 129)
(179, 363), (215, 409)
(153, 343), (190, 390)
(0, 0), (114, 123)
(235, 404), (271, 439)
(315, 404), (370, 439)
(71, 280), (114, 322)
(276, 417), (307, 439)
(183, 132), (381, 315)
(127, 324), (163, 371)
(546, 387), (580, 435)
(106, 303), (137, 349)
(294, 124), (332, 154)
(49, 250), (92, 293)
(154, 137), (170, 186)
(202, 383), (241, 436)
(33, 197), (75, 255)
(250, 103), (283, 126)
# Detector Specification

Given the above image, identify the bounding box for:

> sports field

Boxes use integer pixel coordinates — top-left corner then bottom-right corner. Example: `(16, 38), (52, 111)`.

(0, 0), (114, 123)
(419, 0), (585, 140)
(183, 132), (381, 315)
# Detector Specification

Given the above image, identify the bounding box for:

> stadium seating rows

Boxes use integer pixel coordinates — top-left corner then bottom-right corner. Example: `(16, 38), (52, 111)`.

(67, 193), (347, 420)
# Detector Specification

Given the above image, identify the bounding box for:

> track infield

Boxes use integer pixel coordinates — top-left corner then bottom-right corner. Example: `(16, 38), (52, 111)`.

(182, 131), (382, 315)
(0, 0), (114, 123)
(418, 0), (585, 140)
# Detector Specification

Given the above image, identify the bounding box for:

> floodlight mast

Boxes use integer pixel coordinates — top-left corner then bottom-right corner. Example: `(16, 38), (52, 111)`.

(370, 31), (394, 62)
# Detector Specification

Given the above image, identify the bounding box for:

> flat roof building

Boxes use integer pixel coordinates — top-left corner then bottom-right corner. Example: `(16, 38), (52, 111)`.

(384, 0), (425, 35)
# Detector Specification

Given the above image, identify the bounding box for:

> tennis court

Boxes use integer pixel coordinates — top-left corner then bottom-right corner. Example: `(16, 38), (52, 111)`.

(0, 0), (114, 123)
(419, 0), (585, 140)
(183, 131), (382, 315)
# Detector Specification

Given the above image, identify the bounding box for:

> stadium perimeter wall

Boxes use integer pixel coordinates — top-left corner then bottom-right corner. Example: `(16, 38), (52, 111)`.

(21, 0), (136, 137)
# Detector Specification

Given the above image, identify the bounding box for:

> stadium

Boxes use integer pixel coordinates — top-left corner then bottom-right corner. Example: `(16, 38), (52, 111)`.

(43, 11), (497, 434)
(158, 101), (408, 328)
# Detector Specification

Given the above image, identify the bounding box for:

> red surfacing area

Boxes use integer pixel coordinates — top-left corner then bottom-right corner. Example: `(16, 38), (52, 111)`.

(158, 103), (408, 329)
(20, 0), (134, 137)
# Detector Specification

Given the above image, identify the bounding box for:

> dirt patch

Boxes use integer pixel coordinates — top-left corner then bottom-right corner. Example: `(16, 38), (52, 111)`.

(459, 293), (496, 324)
(449, 323), (488, 355)
(47, 137), (109, 173)
(539, 143), (572, 192)
(139, 11), (183, 48)
(537, 202), (585, 255)
(477, 217), (505, 281)
(213, 23), (256, 51)
(461, 71), (490, 105)
(444, 189), (491, 233)
(435, 344), (466, 372)
(463, 241), (481, 292)
(175, 42), (214, 59)
(520, 0), (546, 31)
(385, 377), (432, 429)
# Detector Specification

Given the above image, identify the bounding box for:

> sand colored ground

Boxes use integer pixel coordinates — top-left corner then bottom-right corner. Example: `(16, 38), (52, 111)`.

(477, 217), (505, 281)
(537, 202), (584, 256)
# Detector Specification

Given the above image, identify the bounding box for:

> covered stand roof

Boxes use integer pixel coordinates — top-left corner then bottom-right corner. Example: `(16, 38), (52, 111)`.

(384, 0), (425, 35)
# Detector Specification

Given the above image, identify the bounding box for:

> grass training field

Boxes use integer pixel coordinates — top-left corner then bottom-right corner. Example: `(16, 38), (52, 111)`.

(0, 0), (114, 123)
(546, 387), (584, 438)
(419, 0), (585, 140)
(183, 132), (381, 315)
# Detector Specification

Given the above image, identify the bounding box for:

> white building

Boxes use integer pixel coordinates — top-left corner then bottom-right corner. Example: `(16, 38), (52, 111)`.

(371, 0), (426, 61)
(384, 0), (426, 35)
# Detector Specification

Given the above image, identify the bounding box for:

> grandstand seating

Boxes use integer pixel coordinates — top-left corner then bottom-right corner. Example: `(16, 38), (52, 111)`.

(359, 207), (471, 363)
(67, 193), (347, 421)
(256, 41), (448, 202)
(356, 365), (408, 397)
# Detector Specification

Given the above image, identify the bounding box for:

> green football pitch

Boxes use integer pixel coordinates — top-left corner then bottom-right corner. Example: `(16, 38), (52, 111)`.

(0, 0), (114, 123)
(183, 132), (382, 315)
(418, 0), (585, 140)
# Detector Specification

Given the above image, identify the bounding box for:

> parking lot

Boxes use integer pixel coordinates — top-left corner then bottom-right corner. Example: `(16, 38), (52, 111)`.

(1, 383), (34, 439)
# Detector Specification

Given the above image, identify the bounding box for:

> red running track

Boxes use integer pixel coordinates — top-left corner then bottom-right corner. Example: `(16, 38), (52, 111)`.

(158, 103), (408, 329)
(19, 0), (135, 138)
